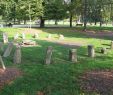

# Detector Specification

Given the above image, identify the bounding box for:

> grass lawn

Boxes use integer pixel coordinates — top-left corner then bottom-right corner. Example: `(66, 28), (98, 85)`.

(0, 27), (113, 95)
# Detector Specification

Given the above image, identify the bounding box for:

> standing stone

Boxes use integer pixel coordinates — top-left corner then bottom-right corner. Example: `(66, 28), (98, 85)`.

(59, 34), (64, 40)
(33, 33), (39, 39)
(0, 55), (6, 70)
(111, 41), (113, 49)
(3, 42), (13, 57)
(22, 33), (25, 39)
(3, 33), (8, 43)
(101, 47), (107, 54)
(14, 33), (19, 40)
(88, 45), (95, 57)
(13, 45), (21, 64)
(69, 49), (77, 63)
(45, 46), (53, 65)
(47, 34), (52, 39)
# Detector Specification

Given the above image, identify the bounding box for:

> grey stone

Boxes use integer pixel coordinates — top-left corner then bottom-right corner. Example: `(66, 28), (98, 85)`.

(3, 33), (8, 43)
(88, 45), (95, 57)
(3, 42), (14, 57)
(69, 49), (77, 63)
(13, 45), (21, 64)
(45, 46), (53, 65)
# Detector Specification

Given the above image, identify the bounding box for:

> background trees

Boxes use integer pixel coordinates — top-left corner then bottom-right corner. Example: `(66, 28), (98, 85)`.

(0, 0), (113, 29)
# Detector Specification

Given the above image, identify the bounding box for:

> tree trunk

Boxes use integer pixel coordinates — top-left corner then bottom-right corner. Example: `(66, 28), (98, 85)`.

(40, 16), (45, 28)
(24, 20), (26, 25)
(83, 0), (87, 31)
(55, 20), (58, 25)
(70, 13), (73, 28)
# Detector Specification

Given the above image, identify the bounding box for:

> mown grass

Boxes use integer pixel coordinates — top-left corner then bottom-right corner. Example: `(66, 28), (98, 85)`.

(0, 27), (113, 95)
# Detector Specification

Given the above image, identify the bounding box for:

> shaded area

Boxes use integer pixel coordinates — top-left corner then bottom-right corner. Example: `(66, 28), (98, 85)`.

(0, 68), (21, 90)
(80, 70), (113, 95)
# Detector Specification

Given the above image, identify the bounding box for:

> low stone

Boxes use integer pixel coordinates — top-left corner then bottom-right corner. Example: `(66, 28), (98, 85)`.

(14, 33), (19, 40)
(22, 40), (36, 45)
(47, 34), (52, 39)
(101, 47), (107, 54)
(59, 34), (64, 40)
(69, 49), (77, 63)
(21, 33), (25, 39)
(33, 33), (39, 38)
(88, 45), (95, 58)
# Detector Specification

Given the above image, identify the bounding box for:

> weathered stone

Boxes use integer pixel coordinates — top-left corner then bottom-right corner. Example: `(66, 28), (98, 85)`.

(59, 34), (64, 40)
(69, 49), (77, 63)
(111, 41), (113, 49)
(88, 45), (95, 57)
(33, 33), (39, 38)
(0, 42), (4, 52)
(45, 46), (53, 65)
(14, 33), (19, 40)
(3, 42), (13, 57)
(3, 33), (8, 43)
(101, 47), (107, 54)
(22, 33), (25, 39)
(47, 34), (52, 39)
(22, 40), (36, 45)
(13, 45), (21, 64)
(0, 55), (6, 70)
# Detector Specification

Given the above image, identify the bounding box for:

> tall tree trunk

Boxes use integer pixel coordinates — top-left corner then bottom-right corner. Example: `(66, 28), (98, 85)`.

(40, 16), (45, 28)
(24, 20), (26, 25)
(83, 0), (87, 31)
(55, 20), (58, 25)
(70, 13), (73, 28)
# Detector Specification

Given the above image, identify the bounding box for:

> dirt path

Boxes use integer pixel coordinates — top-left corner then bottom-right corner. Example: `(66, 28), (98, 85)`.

(80, 70), (113, 95)
(0, 68), (21, 90)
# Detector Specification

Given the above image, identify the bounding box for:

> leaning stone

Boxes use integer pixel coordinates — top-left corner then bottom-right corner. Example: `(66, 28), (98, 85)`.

(69, 49), (77, 63)
(0, 55), (6, 70)
(3, 42), (14, 57)
(45, 46), (53, 65)
(3, 33), (8, 43)
(13, 45), (21, 64)
(88, 45), (95, 57)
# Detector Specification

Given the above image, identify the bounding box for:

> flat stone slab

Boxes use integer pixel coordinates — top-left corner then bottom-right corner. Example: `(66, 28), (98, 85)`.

(22, 40), (36, 45)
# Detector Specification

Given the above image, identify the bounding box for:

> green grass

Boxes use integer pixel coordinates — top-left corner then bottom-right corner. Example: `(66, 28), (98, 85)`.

(0, 27), (113, 95)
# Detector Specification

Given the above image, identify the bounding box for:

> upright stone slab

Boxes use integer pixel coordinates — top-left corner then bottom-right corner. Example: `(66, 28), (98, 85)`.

(3, 33), (8, 43)
(3, 42), (13, 57)
(14, 33), (19, 40)
(13, 45), (21, 64)
(88, 45), (95, 57)
(22, 33), (25, 39)
(0, 55), (6, 70)
(47, 34), (52, 39)
(33, 33), (39, 39)
(111, 41), (113, 49)
(45, 46), (53, 65)
(69, 49), (77, 63)
(59, 34), (64, 40)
